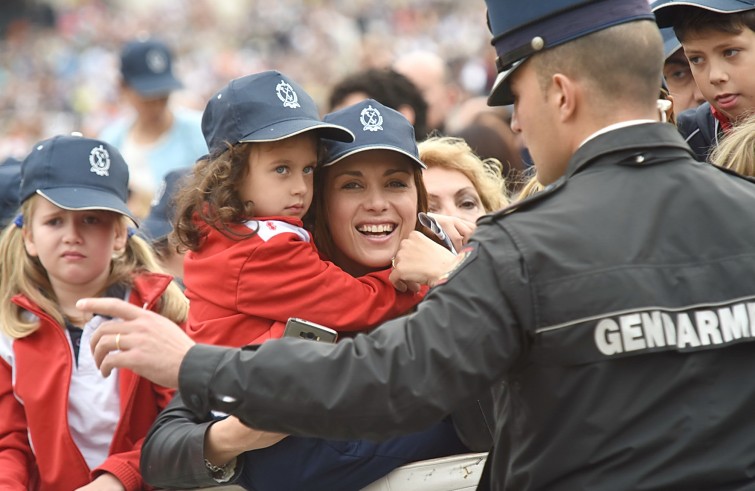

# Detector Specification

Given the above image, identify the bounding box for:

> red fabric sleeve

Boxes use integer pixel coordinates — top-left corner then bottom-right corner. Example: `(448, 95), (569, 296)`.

(0, 358), (35, 490)
(236, 233), (422, 331)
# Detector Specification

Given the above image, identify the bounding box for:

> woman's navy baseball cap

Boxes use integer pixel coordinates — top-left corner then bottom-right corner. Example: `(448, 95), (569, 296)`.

(19, 134), (137, 224)
(320, 99), (426, 169)
(201, 71), (354, 157)
(653, 0), (755, 28)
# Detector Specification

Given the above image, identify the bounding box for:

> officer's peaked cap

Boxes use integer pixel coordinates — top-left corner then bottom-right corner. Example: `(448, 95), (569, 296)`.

(485, 0), (655, 106)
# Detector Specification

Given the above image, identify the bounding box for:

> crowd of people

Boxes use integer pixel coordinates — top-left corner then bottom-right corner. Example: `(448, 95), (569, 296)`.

(0, 0), (493, 160)
(1, 0), (755, 489)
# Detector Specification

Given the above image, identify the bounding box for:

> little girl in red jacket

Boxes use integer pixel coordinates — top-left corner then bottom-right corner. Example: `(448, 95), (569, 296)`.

(171, 71), (426, 348)
(0, 135), (187, 490)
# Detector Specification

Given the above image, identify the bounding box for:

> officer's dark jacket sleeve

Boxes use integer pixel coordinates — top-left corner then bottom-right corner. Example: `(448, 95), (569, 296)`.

(178, 222), (530, 440)
(139, 393), (243, 487)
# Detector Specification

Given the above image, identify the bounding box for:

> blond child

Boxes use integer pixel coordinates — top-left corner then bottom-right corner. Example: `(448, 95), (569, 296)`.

(0, 135), (186, 490)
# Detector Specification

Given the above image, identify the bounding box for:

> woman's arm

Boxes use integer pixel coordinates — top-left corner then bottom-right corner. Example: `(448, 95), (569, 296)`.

(139, 392), (284, 488)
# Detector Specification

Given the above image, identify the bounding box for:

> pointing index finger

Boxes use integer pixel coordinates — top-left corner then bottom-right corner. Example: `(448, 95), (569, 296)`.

(76, 297), (143, 321)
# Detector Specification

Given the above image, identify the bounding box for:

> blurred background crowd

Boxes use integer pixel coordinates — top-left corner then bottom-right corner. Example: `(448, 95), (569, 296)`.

(0, 0), (496, 160)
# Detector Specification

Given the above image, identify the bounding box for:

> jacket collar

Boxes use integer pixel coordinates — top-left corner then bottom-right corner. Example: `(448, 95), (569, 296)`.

(486, 123), (696, 221)
(567, 122), (695, 179)
(13, 272), (173, 317)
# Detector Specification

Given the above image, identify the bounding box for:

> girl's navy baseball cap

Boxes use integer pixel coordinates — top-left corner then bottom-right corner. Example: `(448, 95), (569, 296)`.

(201, 70), (354, 156)
(321, 99), (426, 169)
(19, 134), (137, 224)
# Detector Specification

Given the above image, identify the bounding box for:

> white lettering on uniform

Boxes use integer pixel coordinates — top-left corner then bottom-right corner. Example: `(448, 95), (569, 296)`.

(592, 300), (755, 356)
(595, 319), (622, 355)
(641, 312), (666, 348)
(719, 303), (750, 342)
(695, 310), (723, 345)
(620, 313), (646, 352)
(675, 313), (701, 348)
(662, 313), (676, 346)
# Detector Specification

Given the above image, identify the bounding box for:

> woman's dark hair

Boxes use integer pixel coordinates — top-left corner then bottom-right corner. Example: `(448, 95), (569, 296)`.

(328, 68), (430, 140)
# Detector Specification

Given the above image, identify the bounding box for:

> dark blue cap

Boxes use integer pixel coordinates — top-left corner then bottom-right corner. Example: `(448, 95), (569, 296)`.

(653, 0), (755, 28)
(19, 135), (137, 224)
(139, 167), (190, 242)
(120, 38), (183, 97)
(201, 70), (354, 157)
(321, 99), (425, 169)
(0, 157), (21, 228)
(660, 27), (683, 58)
(485, 0), (655, 106)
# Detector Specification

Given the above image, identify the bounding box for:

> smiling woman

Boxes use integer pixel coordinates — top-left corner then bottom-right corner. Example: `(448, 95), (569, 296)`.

(139, 96), (474, 490)
(312, 148), (428, 276)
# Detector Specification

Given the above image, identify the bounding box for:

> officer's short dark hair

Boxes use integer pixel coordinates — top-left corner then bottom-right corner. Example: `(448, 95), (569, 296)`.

(673, 8), (755, 42)
(530, 20), (663, 110)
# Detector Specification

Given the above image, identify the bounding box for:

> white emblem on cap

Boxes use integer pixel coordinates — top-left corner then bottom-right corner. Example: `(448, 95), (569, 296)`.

(89, 145), (111, 177)
(276, 80), (300, 109)
(531, 36), (545, 51)
(360, 105), (383, 132)
(146, 49), (168, 73)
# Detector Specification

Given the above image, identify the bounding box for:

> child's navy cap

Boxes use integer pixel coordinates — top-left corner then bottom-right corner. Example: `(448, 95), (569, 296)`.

(485, 0), (655, 106)
(19, 135), (137, 224)
(201, 71), (354, 157)
(139, 167), (190, 241)
(0, 157), (21, 228)
(653, 0), (755, 28)
(120, 38), (183, 97)
(321, 99), (425, 169)
(660, 27), (683, 58)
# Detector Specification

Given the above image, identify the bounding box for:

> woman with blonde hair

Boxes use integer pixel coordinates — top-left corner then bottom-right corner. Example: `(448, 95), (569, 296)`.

(419, 136), (509, 221)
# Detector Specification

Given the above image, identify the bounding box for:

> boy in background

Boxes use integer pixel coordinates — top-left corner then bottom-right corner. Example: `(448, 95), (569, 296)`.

(653, 0), (755, 161)
(661, 27), (706, 113)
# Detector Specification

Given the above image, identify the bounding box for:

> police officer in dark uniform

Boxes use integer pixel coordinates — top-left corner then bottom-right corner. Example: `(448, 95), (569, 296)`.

(86, 1), (755, 489)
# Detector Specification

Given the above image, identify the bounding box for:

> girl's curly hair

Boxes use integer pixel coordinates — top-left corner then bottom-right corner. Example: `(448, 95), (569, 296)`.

(171, 143), (256, 252)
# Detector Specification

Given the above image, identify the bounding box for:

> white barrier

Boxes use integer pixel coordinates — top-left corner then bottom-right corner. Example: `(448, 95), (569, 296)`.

(360, 452), (488, 491)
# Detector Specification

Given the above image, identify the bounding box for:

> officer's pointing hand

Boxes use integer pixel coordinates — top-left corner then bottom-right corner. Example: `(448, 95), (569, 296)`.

(80, 297), (195, 388)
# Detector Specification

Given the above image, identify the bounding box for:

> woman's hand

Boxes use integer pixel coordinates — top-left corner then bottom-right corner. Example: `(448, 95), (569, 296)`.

(426, 213), (476, 252)
(390, 231), (458, 290)
(205, 416), (288, 467)
(75, 473), (125, 491)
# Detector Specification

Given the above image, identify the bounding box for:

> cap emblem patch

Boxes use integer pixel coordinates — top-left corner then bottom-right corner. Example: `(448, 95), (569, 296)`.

(145, 49), (168, 73)
(360, 105), (383, 132)
(89, 145), (111, 177)
(276, 80), (300, 109)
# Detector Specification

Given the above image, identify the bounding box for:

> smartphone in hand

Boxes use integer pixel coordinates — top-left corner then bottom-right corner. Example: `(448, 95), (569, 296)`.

(284, 318), (338, 343)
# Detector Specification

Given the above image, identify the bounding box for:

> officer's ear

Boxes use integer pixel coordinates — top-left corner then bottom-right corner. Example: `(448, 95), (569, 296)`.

(550, 73), (578, 123)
